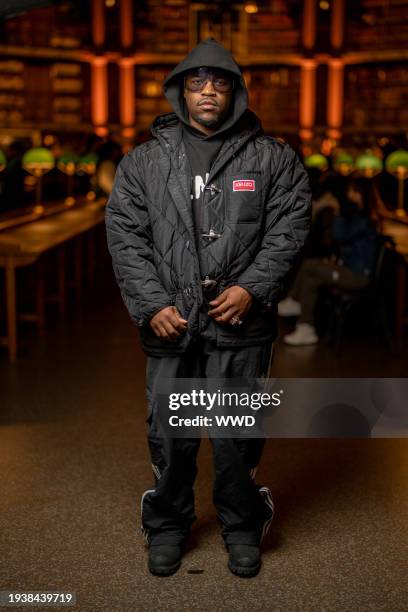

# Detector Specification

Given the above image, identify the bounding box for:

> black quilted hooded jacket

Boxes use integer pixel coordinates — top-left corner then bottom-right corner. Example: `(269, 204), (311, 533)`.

(105, 38), (312, 356)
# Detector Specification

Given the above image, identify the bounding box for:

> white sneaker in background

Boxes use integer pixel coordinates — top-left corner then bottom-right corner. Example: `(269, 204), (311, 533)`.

(277, 296), (302, 317)
(283, 323), (318, 346)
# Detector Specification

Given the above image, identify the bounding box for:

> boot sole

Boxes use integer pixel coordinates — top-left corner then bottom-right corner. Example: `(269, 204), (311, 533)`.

(148, 560), (181, 576)
(228, 559), (261, 577)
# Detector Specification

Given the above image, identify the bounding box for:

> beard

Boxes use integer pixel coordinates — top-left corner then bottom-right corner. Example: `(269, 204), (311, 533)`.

(191, 105), (229, 129)
(192, 112), (222, 129)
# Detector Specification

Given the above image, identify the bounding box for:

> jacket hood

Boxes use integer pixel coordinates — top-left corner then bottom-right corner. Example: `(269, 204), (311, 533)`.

(162, 37), (249, 139)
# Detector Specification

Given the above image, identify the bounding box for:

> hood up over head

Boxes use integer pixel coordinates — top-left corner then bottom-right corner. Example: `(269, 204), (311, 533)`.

(162, 37), (249, 139)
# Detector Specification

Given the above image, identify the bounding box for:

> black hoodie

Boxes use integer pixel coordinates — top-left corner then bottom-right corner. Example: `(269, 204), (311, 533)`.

(162, 38), (250, 245)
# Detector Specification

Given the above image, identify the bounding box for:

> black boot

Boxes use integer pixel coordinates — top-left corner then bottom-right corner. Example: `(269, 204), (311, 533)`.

(227, 544), (261, 577)
(148, 543), (184, 576)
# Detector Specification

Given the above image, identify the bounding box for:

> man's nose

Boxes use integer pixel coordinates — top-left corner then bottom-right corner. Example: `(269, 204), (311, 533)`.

(201, 79), (216, 95)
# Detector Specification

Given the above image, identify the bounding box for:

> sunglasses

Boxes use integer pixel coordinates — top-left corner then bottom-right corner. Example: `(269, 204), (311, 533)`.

(184, 67), (234, 93)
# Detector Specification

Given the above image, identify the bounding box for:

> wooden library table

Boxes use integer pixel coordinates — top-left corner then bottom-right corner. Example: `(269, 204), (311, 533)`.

(0, 198), (106, 363)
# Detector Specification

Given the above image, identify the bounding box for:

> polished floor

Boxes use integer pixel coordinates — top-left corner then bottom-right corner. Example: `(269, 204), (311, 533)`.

(1, 268), (407, 612)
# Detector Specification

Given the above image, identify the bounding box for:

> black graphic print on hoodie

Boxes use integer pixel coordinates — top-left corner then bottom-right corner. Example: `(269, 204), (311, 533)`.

(162, 38), (250, 248)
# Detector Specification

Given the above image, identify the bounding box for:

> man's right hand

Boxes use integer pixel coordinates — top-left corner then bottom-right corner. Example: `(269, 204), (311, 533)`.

(149, 306), (188, 341)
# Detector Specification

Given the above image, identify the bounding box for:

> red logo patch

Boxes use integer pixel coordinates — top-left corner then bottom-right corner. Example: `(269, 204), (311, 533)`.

(233, 179), (255, 192)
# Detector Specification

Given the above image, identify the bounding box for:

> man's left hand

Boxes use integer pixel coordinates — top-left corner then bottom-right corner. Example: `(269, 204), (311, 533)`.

(208, 286), (253, 325)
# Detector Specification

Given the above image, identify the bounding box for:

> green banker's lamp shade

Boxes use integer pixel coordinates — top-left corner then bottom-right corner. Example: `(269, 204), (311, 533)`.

(22, 147), (55, 204)
(57, 152), (80, 176)
(0, 149), (6, 172)
(385, 149), (408, 178)
(22, 147), (55, 176)
(304, 153), (329, 172)
(355, 152), (383, 178)
(385, 149), (408, 217)
(78, 153), (98, 175)
(333, 152), (354, 176)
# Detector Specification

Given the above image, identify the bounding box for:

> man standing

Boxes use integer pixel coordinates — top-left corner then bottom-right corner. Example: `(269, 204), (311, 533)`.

(105, 38), (311, 577)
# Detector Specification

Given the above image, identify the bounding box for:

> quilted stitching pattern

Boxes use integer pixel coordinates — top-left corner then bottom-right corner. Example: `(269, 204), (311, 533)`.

(105, 113), (312, 353)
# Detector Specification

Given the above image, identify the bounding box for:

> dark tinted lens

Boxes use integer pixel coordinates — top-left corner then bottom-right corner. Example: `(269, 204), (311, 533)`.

(213, 76), (233, 92)
(185, 68), (233, 92)
(185, 75), (206, 91)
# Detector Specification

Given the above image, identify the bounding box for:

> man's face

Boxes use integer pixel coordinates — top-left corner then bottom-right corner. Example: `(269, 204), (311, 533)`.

(183, 67), (234, 132)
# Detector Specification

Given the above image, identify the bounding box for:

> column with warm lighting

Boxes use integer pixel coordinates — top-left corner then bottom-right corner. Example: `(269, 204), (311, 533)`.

(331, 0), (345, 50)
(119, 0), (135, 141)
(302, 0), (317, 50)
(91, 0), (106, 49)
(91, 57), (108, 136)
(91, 0), (108, 134)
(299, 59), (317, 142)
(120, 0), (133, 50)
(327, 59), (344, 140)
(119, 58), (135, 141)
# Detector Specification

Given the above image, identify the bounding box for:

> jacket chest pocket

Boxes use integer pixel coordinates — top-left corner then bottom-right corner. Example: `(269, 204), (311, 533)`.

(224, 171), (264, 224)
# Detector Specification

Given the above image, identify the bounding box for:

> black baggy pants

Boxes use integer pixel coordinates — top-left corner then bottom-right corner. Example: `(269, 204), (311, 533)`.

(141, 337), (275, 546)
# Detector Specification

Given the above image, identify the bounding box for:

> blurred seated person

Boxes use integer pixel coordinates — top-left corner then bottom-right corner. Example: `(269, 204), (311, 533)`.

(94, 139), (123, 197)
(304, 174), (343, 259)
(278, 178), (382, 346)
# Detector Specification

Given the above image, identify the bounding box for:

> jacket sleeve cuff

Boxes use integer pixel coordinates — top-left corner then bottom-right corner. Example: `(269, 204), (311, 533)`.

(146, 303), (174, 325)
(235, 283), (263, 305)
(121, 292), (173, 328)
(235, 281), (281, 310)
